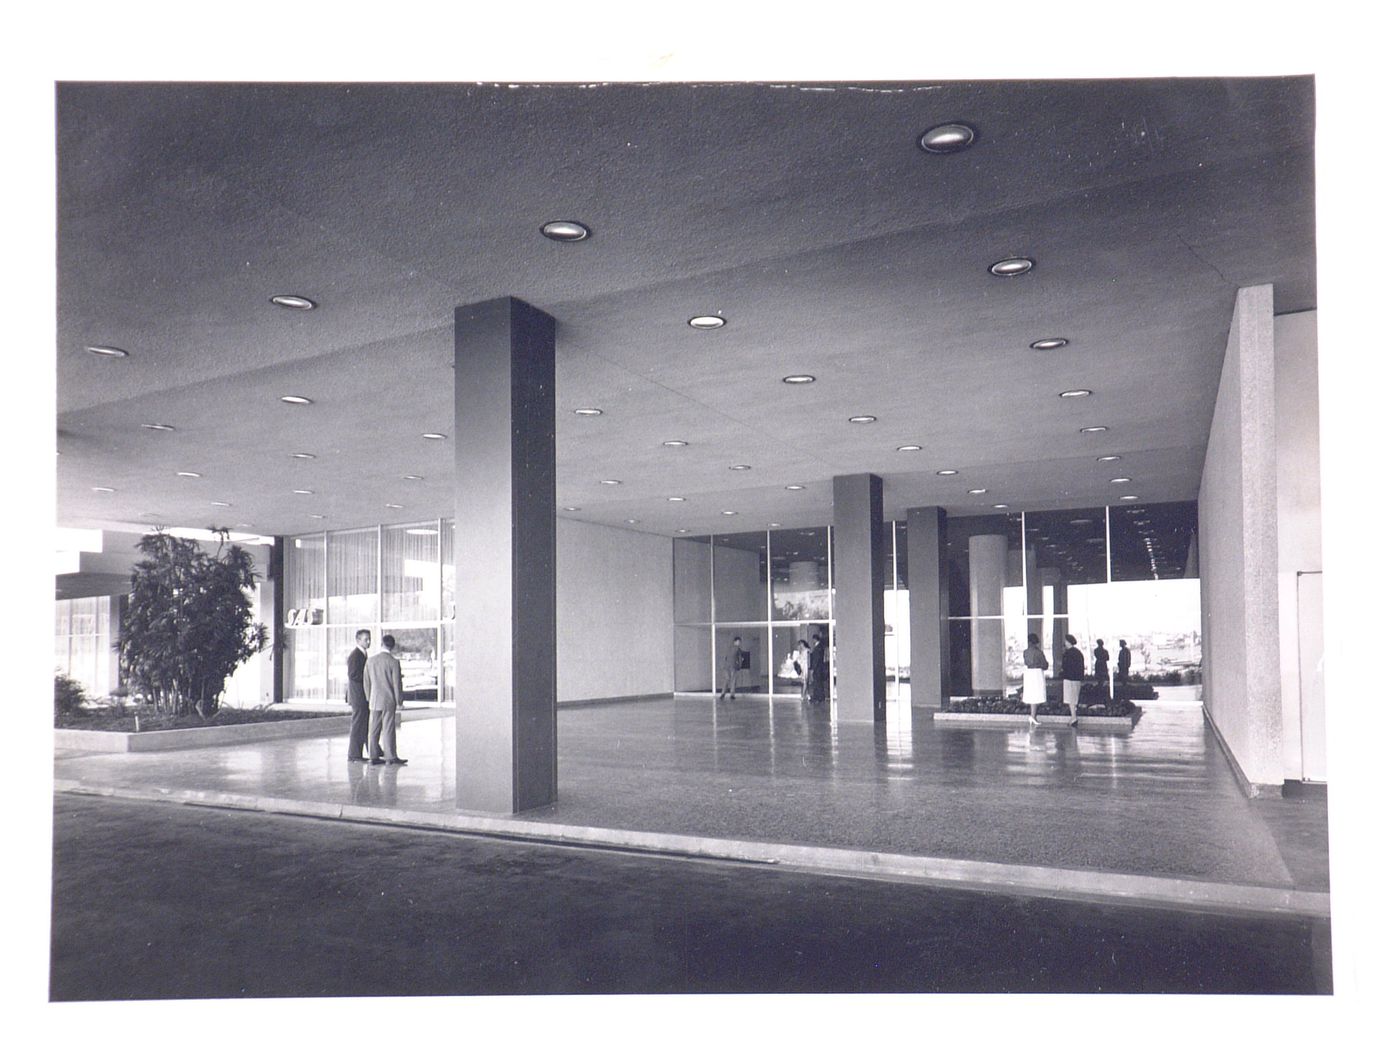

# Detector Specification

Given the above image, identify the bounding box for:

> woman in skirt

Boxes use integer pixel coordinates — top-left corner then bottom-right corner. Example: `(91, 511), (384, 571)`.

(1023, 633), (1049, 726)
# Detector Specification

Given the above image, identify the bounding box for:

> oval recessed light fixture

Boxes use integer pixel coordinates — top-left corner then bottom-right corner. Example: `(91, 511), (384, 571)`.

(688, 315), (726, 330)
(1059, 389), (1092, 398)
(141, 423), (175, 432)
(968, 488), (988, 495)
(563, 506), (580, 512)
(1110, 477), (1132, 484)
(1080, 425), (1109, 434)
(721, 510), (738, 516)
(729, 464), (751, 471)
(662, 440), (689, 447)
(848, 415), (877, 424)
(421, 432), (447, 440)
(573, 408), (603, 416)
(768, 522), (782, 528)
(540, 220), (590, 242)
(1096, 454), (1121, 462)
(667, 496), (686, 502)
(936, 469), (959, 476)
(271, 295), (316, 310)
(785, 484), (805, 491)
(675, 528), (690, 534)
(782, 374), (816, 385)
(290, 452), (317, 460)
(993, 504), (1008, 509)
(896, 444), (922, 452)
(211, 501), (231, 507)
(280, 395), (313, 405)
(385, 503), (404, 509)
(1119, 495), (1140, 501)
(1071, 518), (1094, 525)
(625, 518), (640, 525)
(601, 479), (622, 485)
(309, 513), (326, 520)
(989, 257), (1034, 277)
(919, 122), (976, 154)
(175, 471), (202, 478)
(1030, 338), (1069, 351)
(401, 474), (423, 481)
(91, 486), (115, 493)
(293, 489), (314, 495)
(85, 344), (129, 357)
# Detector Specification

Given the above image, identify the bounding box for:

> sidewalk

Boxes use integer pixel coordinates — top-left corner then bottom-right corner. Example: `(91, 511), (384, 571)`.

(53, 696), (1329, 917)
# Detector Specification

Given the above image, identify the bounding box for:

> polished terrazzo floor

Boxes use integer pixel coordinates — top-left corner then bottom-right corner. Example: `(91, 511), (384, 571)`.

(53, 697), (1328, 891)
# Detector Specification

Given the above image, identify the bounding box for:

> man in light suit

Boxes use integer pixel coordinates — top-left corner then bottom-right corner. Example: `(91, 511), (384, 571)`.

(366, 634), (407, 766)
(346, 629), (372, 762)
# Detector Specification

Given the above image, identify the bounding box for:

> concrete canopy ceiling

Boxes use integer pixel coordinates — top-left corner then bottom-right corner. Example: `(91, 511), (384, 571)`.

(56, 78), (1315, 540)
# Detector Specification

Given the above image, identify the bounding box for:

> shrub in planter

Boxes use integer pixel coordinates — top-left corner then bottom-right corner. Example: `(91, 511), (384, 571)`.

(117, 528), (268, 720)
(54, 672), (87, 719)
(949, 694), (1141, 719)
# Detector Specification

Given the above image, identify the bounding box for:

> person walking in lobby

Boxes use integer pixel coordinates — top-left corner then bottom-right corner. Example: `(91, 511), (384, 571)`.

(808, 631), (829, 703)
(346, 629), (372, 762)
(1117, 638), (1132, 696)
(366, 634), (407, 766)
(1023, 633), (1049, 726)
(1093, 638), (1111, 698)
(1061, 634), (1085, 726)
(719, 635), (743, 701)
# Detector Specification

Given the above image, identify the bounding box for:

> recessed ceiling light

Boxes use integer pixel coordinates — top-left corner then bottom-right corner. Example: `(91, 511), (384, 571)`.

(563, 506), (580, 512)
(293, 489), (313, 495)
(768, 523), (782, 528)
(422, 433), (447, 440)
(141, 423), (175, 431)
(1110, 477), (1132, 484)
(721, 510), (738, 516)
(385, 503), (404, 509)
(782, 375), (816, 385)
(729, 464), (751, 471)
(936, 469), (959, 476)
(993, 504), (1008, 509)
(290, 452), (317, 460)
(1096, 455), (1121, 462)
(176, 471), (202, 478)
(667, 496), (686, 502)
(601, 479), (622, 485)
(968, 488), (987, 495)
(1080, 426), (1109, 434)
(1030, 338), (1069, 351)
(271, 295), (316, 310)
(688, 315), (726, 330)
(401, 474), (423, 481)
(84, 344), (129, 357)
(91, 486), (115, 493)
(1119, 495), (1141, 501)
(309, 513), (326, 520)
(573, 408), (603, 416)
(919, 122), (976, 153)
(1059, 389), (1092, 398)
(848, 415), (877, 424)
(989, 257), (1034, 277)
(211, 501), (231, 507)
(625, 519), (640, 524)
(280, 395), (313, 405)
(676, 529), (690, 534)
(785, 484), (805, 491)
(1071, 518), (1094, 525)
(662, 440), (689, 447)
(540, 220), (590, 242)
(896, 444), (922, 452)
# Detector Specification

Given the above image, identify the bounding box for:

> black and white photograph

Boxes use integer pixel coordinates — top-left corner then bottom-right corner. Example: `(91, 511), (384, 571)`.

(13, 4), (1391, 1043)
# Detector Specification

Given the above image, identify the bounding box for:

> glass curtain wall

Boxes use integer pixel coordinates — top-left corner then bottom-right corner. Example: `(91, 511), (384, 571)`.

(284, 520), (455, 703)
(673, 528), (833, 696)
(54, 595), (113, 697)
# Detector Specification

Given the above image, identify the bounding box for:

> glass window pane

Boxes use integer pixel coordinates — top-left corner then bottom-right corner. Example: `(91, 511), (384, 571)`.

(286, 628), (325, 700)
(713, 532), (768, 623)
(672, 537), (713, 625)
(946, 513), (1023, 619)
(287, 534), (326, 621)
(383, 523), (440, 624)
(327, 528), (378, 625)
(386, 626), (441, 701)
(1023, 508), (1109, 586)
(715, 626), (768, 695)
(770, 527), (829, 620)
(1110, 501), (1199, 582)
(1068, 579), (1203, 682)
(441, 519), (456, 624)
(674, 625), (713, 692)
(441, 620), (456, 704)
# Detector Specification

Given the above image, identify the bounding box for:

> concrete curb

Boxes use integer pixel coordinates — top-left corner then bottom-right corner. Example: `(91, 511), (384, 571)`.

(932, 713), (1135, 728)
(54, 779), (1330, 920)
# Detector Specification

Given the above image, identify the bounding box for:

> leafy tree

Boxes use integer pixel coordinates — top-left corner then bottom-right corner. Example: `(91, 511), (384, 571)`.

(118, 528), (268, 719)
(54, 672), (87, 719)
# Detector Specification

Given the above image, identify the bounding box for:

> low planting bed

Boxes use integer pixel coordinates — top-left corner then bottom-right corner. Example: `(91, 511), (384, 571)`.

(933, 695), (1142, 728)
(55, 703), (350, 753)
(56, 704), (344, 733)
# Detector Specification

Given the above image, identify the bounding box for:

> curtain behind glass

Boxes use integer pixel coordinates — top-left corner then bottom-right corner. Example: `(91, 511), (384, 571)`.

(327, 528), (378, 624)
(383, 523), (440, 623)
(287, 534), (326, 617)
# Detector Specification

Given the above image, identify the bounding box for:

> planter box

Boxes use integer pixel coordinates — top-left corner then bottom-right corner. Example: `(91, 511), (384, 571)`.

(932, 711), (1138, 729)
(55, 714), (353, 753)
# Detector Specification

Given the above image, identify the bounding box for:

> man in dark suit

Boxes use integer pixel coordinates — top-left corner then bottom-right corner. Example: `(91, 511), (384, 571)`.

(346, 629), (372, 762)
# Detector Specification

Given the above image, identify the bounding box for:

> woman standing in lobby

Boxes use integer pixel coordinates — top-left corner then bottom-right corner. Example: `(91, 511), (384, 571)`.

(1023, 633), (1049, 726)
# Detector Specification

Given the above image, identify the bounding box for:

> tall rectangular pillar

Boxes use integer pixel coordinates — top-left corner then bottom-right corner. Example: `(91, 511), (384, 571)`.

(968, 533), (1008, 694)
(454, 297), (557, 814)
(832, 473), (885, 722)
(906, 506), (950, 709)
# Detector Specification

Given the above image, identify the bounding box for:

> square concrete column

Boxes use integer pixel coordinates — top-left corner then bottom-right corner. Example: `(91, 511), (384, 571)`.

(832, 473), (885, 723)
(454, 297), (557, 814)
(906, 506), (950, 709)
